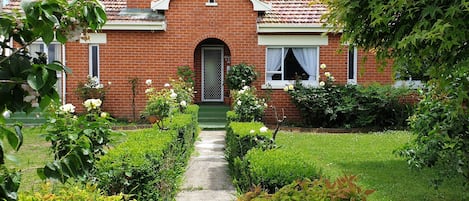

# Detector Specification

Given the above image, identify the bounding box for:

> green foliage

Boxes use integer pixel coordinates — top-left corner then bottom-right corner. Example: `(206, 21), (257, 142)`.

(19, 181), (124, 201)
(320, 0), (469, 185)
(75, 75), (110, 101)
(397, 82), (469, 185)
(144, 78), (194, 129)
(95, 110), (198, 200)
(239, 176), (374, 201)
(0, 165), (21, 201)
(226, 63), (258, 90)
(232, 86), (268, 122)
(235, 148), (321, 193)
(0, 0), (106, 199)
(177, 65), (195, 87)
(288, 82), (414, 128)
(39, 100), (116, 183)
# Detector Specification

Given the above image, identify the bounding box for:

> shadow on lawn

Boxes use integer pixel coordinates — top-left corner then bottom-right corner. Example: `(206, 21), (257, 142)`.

(335, 159), (469, 201)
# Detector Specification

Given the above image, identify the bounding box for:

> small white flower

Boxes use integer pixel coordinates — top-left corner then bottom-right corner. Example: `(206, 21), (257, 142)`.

(2, 110), (12, 119)
(330, 76), (335, 81)
(237, 100), (242, 106)
(319, 81), (326, 87)
(31, 102), (39, 108)
(320, 63), (327, 69)
(288, 84), (294, 90)
(170, 93), (178, 99)
(283, 86), (289, 92)
(238, 89), (245, 94)
(59, 103), (76, 113)
(100, 112), (109, 118)
(164, 83), (171, 87)
(170, 89), (175, 93)
(23, 95), (35, 102)
(242, 80), (246, 83)
(180, 100), (187, 107)
(83, 98), (102, 111)
(108, 81), (112, 85)
(324, 72), (331, 77)
(145, 79), (152, 86)
(264, 103), (268, 107)
(96, 84), (104, 89)
(145, 88), (154, 94)
(250, 130), (255, 134)
(242, 86), (249, 90)
(259, 126), (268, 133)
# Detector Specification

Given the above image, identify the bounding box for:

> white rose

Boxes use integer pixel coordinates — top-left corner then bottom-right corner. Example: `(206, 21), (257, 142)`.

(288, 84), (294, 90)
(2, 110), (12, 119)
(250, 130), (255, 134)
(164, 83), (170, 87)
(145, 88), (154, 94)
(237, 100), (242, 106)
(319, 81), (326, 87)
(23, 95), (35, 102)
(170, 93), (177, 99)
(320, 63), (327, 69)
(31, 102), (39, 108)
(100, 112), (108, 118)
(108, 81), (112, 85)
(180, 100), (187, 107)
(324, 72), (331, 77)
(242, 86), (249, 90)
(238, 89), (245, 94)
(283, 86), (289, 92)
(145, 79), (152, 86)
(330, 76), (335, 81)
(259, 126), (268, 133)
(59, 103), (76, 113)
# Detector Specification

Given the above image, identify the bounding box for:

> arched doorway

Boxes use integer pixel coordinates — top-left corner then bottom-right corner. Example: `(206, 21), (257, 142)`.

(194, 38), (231, 103)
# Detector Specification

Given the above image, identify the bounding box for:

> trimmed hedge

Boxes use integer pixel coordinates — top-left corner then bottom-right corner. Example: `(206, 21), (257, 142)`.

(94, 105), (198, 200)
(226, 122), (320, 193)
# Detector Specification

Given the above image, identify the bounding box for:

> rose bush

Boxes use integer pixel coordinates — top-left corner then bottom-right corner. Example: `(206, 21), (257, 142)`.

(232, 86), (267, 122)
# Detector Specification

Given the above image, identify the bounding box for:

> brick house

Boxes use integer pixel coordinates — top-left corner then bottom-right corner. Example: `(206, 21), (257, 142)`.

(5, 0), (393, 123)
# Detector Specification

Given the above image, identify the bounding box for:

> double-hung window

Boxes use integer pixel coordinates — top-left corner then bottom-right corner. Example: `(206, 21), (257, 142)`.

(265, 47), (319, 87)
(29, 43), (64, 99)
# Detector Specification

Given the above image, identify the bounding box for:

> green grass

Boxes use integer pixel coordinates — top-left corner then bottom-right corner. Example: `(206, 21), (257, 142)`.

(276, 131), (469, 201)
(4, 126), (129, 193)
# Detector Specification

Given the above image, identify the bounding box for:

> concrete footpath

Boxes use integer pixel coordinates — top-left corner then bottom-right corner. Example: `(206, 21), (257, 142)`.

(176, 130), (236, 201)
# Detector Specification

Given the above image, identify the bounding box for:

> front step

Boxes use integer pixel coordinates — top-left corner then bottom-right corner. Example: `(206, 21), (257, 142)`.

(198, 104), (230, 130)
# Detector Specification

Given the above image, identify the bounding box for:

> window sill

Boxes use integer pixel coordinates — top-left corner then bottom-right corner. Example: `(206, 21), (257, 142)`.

(205, 2), (218, 6)
(262, 81), (317, 90)
(394, 80), (424, 88)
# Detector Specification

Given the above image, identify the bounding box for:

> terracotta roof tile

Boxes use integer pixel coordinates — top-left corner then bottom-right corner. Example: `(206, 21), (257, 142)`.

(260, 0), (327, 24)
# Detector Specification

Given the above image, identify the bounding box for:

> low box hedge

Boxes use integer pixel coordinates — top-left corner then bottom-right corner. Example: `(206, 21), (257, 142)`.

(94, 106), (198, 200)
(226, 121), (320, 193)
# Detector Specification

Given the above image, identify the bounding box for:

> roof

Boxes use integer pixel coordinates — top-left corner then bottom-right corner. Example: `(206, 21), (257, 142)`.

(260, 0), (327, 24)
(3, 0), (327, 31)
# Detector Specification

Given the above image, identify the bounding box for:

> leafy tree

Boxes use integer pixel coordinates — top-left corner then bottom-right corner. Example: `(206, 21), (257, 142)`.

(318, 0), (469, 184)
(0, 0), (106, 200)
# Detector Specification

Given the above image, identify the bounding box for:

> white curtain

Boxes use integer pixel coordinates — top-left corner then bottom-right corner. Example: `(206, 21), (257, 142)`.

(292, 48), (317, 81)
(266, 48), (282, 81)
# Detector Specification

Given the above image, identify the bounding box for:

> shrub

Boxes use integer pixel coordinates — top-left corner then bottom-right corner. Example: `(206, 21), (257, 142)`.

(39, 100), (116, 183)
(19, 181), (124, 201)
(226, 63), (258, 90)
(238, 176), (374, 201)
(235, 148), (321, 193)
(232, 86), (268, 122)
(75, 75), (110, 101)
(95, 109), (198, 200)
(288, 82), (414, 128)
(396, 84), (469, 186)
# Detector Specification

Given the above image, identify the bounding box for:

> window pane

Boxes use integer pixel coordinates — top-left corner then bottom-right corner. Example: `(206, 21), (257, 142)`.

(266, 48), (283, 81)
(91, 45), (99, 77)
(348, 48), (354, 80)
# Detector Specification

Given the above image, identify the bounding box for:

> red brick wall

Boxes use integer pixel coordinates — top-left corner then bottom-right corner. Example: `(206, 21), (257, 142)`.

(64, 0), (394, 122)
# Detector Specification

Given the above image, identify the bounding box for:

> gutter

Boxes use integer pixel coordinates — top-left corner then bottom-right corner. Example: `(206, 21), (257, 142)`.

(257, 23), (338, 33)
(102, 21), (166, 31)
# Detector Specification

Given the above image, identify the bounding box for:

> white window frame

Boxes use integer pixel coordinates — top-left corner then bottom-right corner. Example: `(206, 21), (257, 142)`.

(263, 46), (320, 89)
(347, 46), (358, 85)
(89, 44), (100, 80)
(29, 42), (65, 100)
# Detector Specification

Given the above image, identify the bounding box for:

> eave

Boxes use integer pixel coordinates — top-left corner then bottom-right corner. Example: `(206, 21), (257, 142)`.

(257, 23), (334, 33)
(102, 21), (166, 31)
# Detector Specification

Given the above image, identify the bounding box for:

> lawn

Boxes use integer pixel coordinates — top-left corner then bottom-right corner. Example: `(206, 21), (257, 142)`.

(276, 131), (468, 201)
(4, 126), (128, 192)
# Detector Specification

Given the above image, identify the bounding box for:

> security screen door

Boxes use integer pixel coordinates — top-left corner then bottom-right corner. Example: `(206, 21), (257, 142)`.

(202, 47), (224, 102)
